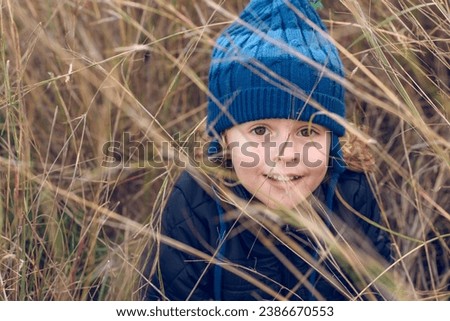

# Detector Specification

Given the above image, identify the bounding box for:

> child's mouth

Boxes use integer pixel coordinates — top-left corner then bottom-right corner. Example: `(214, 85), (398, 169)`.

(264, 174), (303, 182)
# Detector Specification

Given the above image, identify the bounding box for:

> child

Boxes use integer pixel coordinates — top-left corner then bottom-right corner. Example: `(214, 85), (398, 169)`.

(143, 0), (391, 300)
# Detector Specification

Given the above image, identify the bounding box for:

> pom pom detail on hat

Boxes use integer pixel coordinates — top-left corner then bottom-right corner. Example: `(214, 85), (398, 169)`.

(207, 0), (346, 138)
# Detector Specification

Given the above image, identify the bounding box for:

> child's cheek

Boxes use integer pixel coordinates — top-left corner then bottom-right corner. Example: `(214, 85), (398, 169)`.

(303, 145), (327, 168)
(230, 141), (265, 169)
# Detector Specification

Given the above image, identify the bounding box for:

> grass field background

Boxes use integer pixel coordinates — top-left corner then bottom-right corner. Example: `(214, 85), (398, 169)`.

(0, 0), (448, 300)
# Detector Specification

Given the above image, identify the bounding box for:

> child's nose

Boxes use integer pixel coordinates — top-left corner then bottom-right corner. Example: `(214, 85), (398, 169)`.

(271, 137), (300, 164)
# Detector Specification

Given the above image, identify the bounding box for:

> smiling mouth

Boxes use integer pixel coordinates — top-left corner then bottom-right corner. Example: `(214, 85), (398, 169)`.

(264, 174), (303, 182)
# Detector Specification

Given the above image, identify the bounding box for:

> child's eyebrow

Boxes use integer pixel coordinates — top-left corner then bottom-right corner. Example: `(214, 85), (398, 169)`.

(247, 121), (271, 128)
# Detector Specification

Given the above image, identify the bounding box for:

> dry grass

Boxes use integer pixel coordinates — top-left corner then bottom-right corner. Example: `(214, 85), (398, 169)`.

(0, 0), (448, 300)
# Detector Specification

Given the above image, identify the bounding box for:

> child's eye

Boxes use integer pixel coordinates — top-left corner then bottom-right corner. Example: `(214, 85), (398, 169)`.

(298, 128), (318, 137)
(251, 126), (268, 136)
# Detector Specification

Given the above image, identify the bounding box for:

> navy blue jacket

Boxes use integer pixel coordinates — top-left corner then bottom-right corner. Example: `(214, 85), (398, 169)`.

(144, 170), (391, 301)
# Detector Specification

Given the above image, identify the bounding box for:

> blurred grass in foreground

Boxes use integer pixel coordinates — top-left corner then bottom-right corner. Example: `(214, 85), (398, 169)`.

(0, 0), (448, 300)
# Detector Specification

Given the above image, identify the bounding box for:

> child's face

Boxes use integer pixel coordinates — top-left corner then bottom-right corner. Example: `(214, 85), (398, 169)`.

(224, 118), (330, 209)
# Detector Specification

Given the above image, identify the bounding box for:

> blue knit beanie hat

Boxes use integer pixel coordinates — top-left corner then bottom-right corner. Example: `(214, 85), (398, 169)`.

(207, 0), (345, 138)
